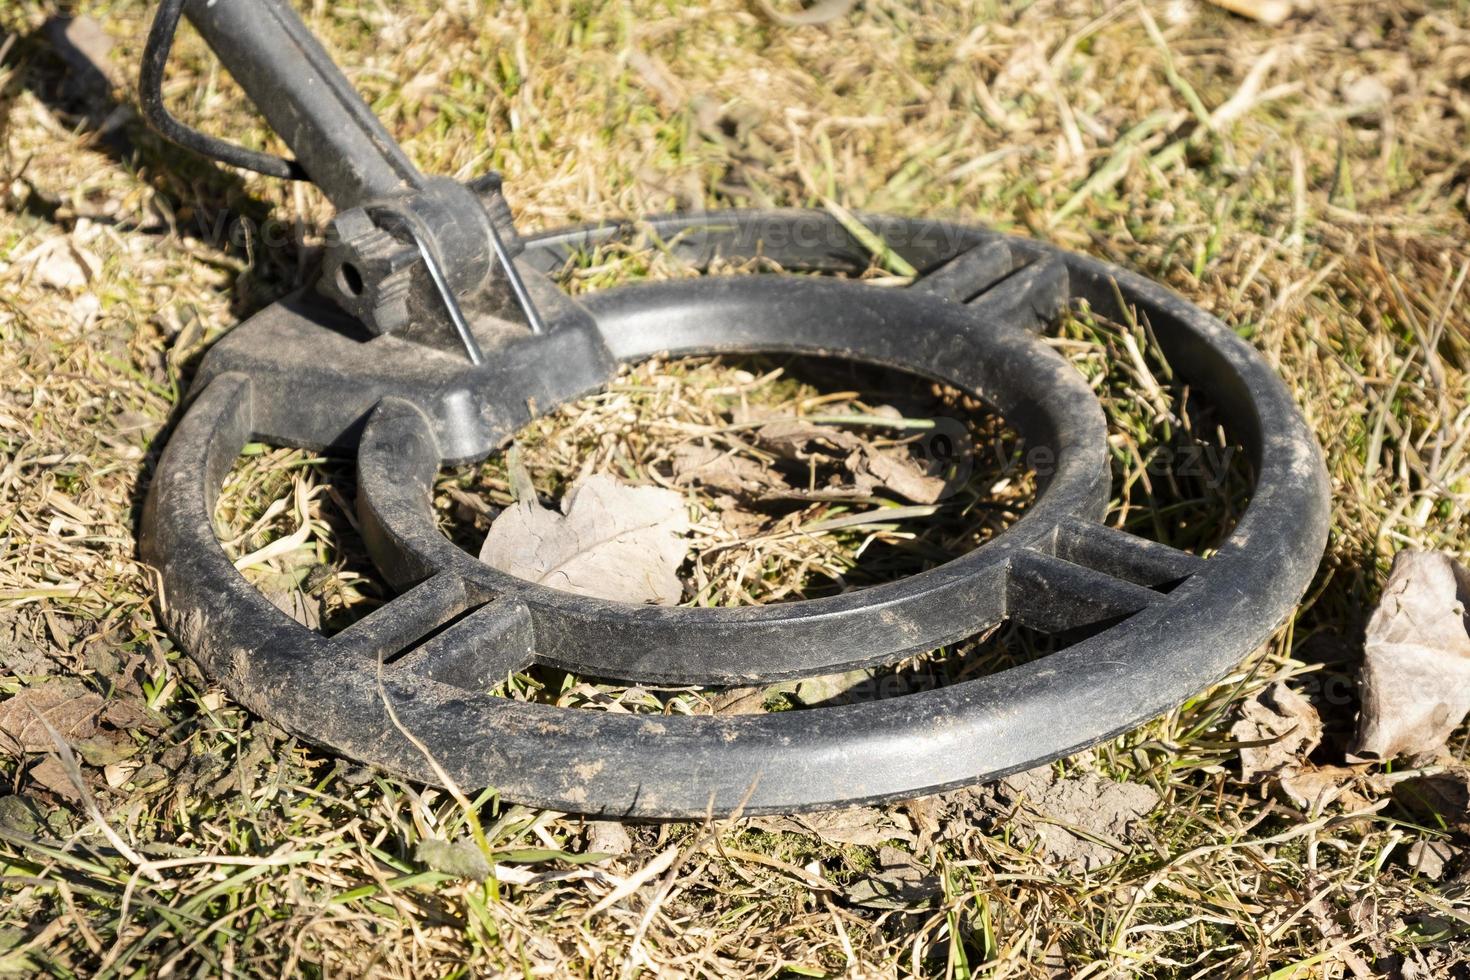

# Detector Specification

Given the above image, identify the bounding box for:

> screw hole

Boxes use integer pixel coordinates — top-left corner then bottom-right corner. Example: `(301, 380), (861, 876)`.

(338, 262), (364, 297)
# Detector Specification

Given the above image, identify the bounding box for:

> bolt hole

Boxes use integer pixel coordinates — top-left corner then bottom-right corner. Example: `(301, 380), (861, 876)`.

(338, 262), (365, 297)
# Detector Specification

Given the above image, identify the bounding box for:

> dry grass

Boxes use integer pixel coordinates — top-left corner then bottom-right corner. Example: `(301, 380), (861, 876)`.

(0, 0), (1468, 975)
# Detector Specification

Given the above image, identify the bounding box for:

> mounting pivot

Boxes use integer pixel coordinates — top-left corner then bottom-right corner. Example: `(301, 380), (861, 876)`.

(139, 0), (1330, 817)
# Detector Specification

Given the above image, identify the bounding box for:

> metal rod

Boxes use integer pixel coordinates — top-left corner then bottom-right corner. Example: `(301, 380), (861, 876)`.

(487, 224), (547, 336)
(392, 211), (487, 366)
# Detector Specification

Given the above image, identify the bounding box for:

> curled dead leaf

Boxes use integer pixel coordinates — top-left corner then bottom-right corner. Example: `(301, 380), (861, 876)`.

(669, 443), (777, 497)
(755, 418), (864, 461)
(753, 418), (948, 504)
(1278, 764), (1365, 811)
(853, 448), (947, 505)
(1392, 768), (1470, 835)
(1350, 551), (1470, 762)
(1231, 682), (1322, 783)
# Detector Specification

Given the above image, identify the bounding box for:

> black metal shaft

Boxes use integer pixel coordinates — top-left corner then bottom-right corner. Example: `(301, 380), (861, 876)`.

(182, 0), (422, 208)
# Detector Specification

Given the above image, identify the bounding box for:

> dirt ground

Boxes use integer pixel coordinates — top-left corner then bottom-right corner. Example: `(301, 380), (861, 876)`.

(1, 0), (1468, 975)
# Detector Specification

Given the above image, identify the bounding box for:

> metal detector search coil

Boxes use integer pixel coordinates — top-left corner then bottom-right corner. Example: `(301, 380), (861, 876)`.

(139, 0), (1330, 818)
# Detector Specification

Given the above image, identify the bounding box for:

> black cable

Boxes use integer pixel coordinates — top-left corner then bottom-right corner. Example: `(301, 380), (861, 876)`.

(139, 0), (309, 181)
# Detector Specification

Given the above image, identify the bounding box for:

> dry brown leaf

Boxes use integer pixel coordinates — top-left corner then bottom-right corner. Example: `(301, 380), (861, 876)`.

(0, 683), (104, 754)
(584, 821), (633, 857)
(98, 698), (157, 733)
(844, 846), (940, 909)
(1231, 682), (1323, 782)
(976, 767), (1160, 872)
(755, 419), (865, 460)
(480, 473), (690, 605)
(854, 448), (947, 505)
(266, 587), (323, 630)
(669, 443), (777, 497)
(1278, 765), (1363, 810)
(1405, 839), (1458, 880)
(705, 502), (769, 539)
(1392, 768), (1470, 835)
(753, 419), (946, 504)
(1350, 551), (1470, 762)
(28, 755), (84, 804)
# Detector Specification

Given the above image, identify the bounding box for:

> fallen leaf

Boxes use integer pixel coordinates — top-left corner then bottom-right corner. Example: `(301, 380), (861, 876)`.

(1392, 768), (1470, 835)
(28, 756), (83, 804)
(755, 419), (864, 461)
(753, 419), (948, 504)
(845, 847), (940, 909)
(1350, 551), (1470, 762)
(1231, 682), (1323, 782)
(416, 838), (491, 882)
(584, 821), (632, 857)
(853, 448), (947, 505)
(706, 501), (770, 539)
(669, 443), (777, 497)
(100, 698), (157, 733)
(74, 735), (139, 768)
(104, 761), (138, 790)
(266, 587), (322, 630)
(480, 473), (690, 605)
(0, 683), (104, 754)
(1278, 765), (1363, 810)
(1405, 840), (1458, 880)
(0, 796), (42, 836)
(975, 767), (1160, 873)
